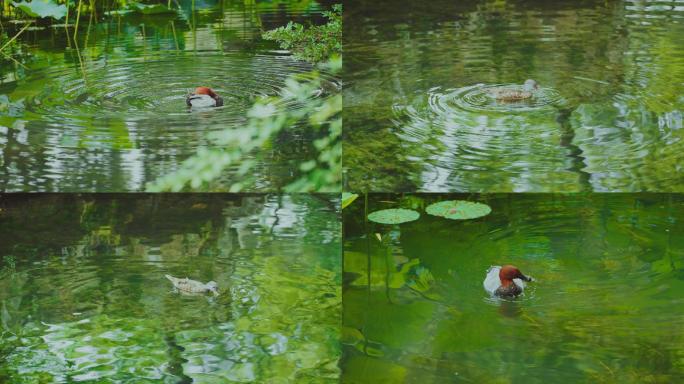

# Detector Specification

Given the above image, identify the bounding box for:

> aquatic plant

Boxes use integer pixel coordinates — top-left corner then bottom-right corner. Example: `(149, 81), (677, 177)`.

(11, 0), (67, 19)
(425, 200), (492, 220)
(342, 192), (359, 209)
(2, 255), (16, 273)
(367, 207), (421, 304)
(0, 21), (32, 65)
(107, 1), (176, 15)
(367, 208), (420, 225)
(263, 4), (341, 63)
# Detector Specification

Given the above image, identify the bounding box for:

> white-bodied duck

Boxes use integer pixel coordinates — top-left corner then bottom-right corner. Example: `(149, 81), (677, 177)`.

(483, 265), (533, 298)
(165, 274), (219, 296)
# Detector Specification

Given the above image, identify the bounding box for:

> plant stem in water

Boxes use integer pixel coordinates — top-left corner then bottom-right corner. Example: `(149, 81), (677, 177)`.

(0, 21), (31, 53)
(73, 0), (83, 42)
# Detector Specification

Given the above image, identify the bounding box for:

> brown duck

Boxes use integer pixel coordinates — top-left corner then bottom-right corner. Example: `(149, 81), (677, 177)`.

(489, 79), (539, 102)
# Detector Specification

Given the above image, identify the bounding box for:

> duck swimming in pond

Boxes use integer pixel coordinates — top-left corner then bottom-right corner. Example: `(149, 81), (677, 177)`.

(483, 265), (533, 298)
(186, 87), (224, 108)
(165, 274), (219, 296)
(489, 79), (539, 102)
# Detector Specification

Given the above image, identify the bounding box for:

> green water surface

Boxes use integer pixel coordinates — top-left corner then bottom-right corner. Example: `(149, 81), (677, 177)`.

(0, 194), (340, 382)
(344, 0), (684, 192)
(343, 193), (684, 383)
(0, 0), (337, 192)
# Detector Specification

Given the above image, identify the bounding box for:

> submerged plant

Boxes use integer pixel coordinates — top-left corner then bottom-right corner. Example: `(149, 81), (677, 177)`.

(2, 255), (16, 274)
(368, 207), (420, 302)
(263, 4), (342, 63)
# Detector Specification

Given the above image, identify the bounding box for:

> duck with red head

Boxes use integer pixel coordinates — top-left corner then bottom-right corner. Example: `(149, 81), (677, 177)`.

(186, 86), (224, 108)
(483, 265), (533, 298)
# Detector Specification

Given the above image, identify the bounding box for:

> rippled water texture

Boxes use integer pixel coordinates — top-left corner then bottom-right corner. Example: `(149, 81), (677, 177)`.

(0, 1), (335, 191)
(342, 194), (684, 382)
(0, 194), (340, 382)
(344, 0), (684, 192)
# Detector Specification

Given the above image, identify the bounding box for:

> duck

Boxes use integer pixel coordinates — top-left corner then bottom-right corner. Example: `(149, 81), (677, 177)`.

(165, 274), (219, 296)
(489, 79), (539, 102)
(186, 86), (224, 108)
(483, 265), (533, 298)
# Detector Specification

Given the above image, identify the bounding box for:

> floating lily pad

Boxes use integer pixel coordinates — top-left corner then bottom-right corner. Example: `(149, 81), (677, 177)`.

(11, 0), (67, 19)
(368, 208), (419, 225)
(341, 192), (358, 209)
(426, 200), (491, 220)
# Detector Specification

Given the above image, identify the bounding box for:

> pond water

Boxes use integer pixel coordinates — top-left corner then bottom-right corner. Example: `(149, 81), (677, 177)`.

(343, 194), (684, 383)
(344, 0), (684, 192)
(0, 194), (340, 382)
(0, 0), (336, 192)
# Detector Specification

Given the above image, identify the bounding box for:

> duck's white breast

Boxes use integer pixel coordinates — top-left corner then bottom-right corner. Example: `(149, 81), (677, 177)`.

(188, 94), (216, 108)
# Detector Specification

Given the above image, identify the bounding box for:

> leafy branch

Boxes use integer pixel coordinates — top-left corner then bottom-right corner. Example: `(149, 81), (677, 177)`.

(263, 4), (342, 63)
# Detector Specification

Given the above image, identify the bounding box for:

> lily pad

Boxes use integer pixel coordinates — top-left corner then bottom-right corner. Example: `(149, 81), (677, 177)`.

(127, 1), (176, 15)
(368, 208), (419, 225)
(11, 0), (67, 19)
(341, 192), (358, 209)
(426, 200), (491, 220)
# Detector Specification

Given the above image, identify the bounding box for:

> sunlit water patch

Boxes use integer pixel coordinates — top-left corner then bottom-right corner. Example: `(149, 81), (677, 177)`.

(342, 193), (684, 383)
(0, 194), (341, 382)
(0, 2), (337, 192)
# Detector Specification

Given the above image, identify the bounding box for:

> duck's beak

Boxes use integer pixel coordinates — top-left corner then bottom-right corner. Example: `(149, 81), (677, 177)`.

(519, 273), (533, 282)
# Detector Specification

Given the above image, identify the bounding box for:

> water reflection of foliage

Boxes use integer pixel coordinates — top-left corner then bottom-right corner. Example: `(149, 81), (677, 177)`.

(263, 4), (341, 63)
(1, 1), (336, 191)
(0, 194), (341, 382)
(344, 0), (684, 192)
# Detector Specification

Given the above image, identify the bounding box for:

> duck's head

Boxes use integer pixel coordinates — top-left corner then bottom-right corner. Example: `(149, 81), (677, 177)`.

(523, 79), (539, 92)
(194, 86), (218, 99)
(186, 87), (223, 107)
(205, 281), (219, 296)
(499, 265), (532, 286)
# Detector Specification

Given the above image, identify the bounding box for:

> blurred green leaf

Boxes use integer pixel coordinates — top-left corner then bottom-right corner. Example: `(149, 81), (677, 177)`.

(341, 192), (358, 209)
(11, 0), (67, 19)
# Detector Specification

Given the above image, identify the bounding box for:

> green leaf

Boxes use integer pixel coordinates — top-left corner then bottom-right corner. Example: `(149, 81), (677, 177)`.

(368, 208), (419, 225)
(425, 200), (491, 220)
(341, 193), (358, 209)
(11, 0), (67, 19)
(127, 1), (176, 15)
